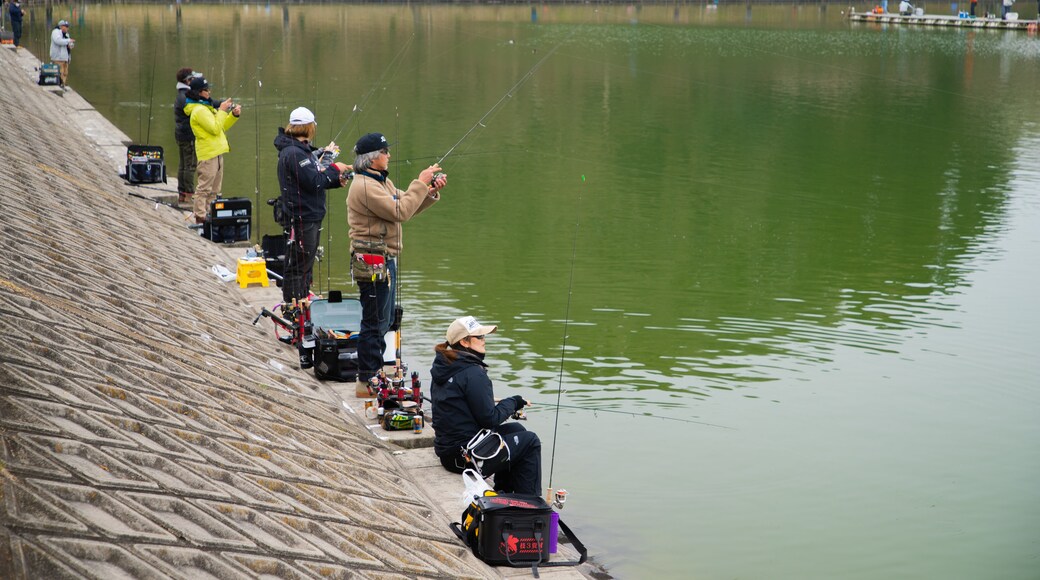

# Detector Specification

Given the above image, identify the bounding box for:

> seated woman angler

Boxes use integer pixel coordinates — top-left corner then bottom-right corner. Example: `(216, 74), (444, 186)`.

(429, 316), (542, 497)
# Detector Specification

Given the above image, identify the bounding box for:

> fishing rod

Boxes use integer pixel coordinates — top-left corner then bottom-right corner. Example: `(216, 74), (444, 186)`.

(547, 180), (582, 494)
(314, 35), (415, 297)
(144, 34), (160, 144)
(435, 27), (575, 167)
(325, 33), (416, 149)
(253, 32), (263, 250)
(322, 103), (339, 296)
(530, 402), (735, 430)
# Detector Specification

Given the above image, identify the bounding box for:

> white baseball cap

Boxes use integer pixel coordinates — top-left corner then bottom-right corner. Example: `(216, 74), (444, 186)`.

(446, 316), (498, 344)
(289, 107), (316, 125)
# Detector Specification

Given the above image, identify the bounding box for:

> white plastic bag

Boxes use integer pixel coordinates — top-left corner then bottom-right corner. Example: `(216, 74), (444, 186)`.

(211, 264), (235, 282)
(459, 468), (492, 510)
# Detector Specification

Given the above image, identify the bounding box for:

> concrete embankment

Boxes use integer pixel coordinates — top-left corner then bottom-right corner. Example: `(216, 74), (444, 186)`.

(0, 44), (594, 579)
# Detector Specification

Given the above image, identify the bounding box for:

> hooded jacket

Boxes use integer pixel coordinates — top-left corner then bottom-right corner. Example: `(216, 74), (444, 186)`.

(346, 169), (437, 256)
(429, 349), (523, 458)
(50, 27), (72, 62)
(184, 99), (238, 162)
(274, 128), (343, 223)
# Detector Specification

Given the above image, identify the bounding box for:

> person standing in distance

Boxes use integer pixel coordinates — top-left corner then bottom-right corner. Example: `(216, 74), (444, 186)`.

(50, 20), (75, 89)
(8, 0), (25, 49)
(184, 76), (241, 224)
(347, 133), (446, 395)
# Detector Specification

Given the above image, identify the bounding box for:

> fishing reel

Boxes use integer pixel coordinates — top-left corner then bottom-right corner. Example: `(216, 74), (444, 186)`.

(430, 172), (446, 187)
(547, 488), (568, 510)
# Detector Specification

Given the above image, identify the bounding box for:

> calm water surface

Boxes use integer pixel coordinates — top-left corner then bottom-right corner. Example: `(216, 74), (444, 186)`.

(21, 4), (1040, 578)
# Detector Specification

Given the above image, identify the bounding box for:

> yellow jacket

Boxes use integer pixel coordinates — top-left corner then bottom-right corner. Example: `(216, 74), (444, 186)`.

(184, 101), (239, 162)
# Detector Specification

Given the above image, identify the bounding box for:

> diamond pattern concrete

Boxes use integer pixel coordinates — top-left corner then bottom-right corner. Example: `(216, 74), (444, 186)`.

(0, 43), (595, 580)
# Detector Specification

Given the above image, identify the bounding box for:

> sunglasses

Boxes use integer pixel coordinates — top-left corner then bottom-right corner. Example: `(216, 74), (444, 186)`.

(379, 149), (390, 155)
(470, 335), (486, 341)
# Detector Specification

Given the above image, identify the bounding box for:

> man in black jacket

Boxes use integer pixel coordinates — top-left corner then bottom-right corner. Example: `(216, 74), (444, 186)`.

(430, 316), (542, 496)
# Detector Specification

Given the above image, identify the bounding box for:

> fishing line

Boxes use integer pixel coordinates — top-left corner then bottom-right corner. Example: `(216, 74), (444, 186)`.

(547, 180), (582, 493)
(326, 33), (416, 147)
(253, 27), (263, 248)
(531, 402), (735, 430)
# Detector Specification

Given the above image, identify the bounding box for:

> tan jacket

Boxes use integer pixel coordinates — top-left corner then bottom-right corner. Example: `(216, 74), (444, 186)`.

(347, 170), (438, 256)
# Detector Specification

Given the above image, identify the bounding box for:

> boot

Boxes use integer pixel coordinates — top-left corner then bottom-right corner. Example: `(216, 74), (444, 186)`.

(355, 380), (372, 398)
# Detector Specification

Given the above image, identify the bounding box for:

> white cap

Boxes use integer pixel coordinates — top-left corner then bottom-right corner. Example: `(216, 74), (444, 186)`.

(289, 107), (316, 125)
(446, 316), (498, 344)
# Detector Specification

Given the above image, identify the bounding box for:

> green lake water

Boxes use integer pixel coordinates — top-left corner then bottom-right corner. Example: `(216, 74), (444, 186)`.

(19, 4), (1040, 578)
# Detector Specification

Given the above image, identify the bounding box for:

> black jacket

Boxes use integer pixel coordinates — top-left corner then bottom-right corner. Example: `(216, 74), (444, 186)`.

(274, 128), (343, 223)
(430, 350), (523, 458)
(175, 87), (220, 143)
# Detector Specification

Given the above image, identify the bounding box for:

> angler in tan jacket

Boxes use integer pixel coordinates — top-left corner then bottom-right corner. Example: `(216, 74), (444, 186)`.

(347, 132), (447, 395)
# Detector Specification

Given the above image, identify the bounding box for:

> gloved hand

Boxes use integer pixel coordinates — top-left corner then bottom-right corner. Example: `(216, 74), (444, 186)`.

(510, 395), (527, 410)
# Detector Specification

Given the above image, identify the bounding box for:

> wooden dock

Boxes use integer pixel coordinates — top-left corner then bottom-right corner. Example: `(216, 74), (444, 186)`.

(849, 11), (1038, 29)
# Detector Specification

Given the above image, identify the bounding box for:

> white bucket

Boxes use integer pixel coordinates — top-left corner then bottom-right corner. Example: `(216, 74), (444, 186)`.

(914, 7), (924, 15)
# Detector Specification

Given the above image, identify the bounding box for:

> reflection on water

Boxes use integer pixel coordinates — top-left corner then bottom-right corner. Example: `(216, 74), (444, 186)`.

(25, 4), (1040, 578)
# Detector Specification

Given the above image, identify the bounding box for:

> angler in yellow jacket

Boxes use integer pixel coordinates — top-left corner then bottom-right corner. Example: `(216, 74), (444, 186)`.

(183, 76), (241, 224)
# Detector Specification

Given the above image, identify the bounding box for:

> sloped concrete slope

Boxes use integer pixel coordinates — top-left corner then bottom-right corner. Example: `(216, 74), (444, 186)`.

(0, 48), (490, 579)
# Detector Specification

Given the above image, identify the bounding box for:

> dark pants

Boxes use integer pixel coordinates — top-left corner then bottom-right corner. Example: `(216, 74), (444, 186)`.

(356, 258), (396, 381)
(282, 220), (322, 303)
(176, 139), (197, 194)
(12, 22), (22, 47)
(439, 423), (543, 497)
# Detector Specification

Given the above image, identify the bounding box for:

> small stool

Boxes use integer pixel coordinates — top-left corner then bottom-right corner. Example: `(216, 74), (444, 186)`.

(236, 257), (269, 288)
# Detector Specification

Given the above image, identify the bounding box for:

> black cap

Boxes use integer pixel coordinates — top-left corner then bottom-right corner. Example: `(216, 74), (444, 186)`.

(354, 133), (389, 155)
(189, 76), (209, 92)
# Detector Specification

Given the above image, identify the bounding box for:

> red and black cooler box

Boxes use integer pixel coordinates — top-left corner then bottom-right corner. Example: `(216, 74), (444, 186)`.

(451, 492), (586, 571)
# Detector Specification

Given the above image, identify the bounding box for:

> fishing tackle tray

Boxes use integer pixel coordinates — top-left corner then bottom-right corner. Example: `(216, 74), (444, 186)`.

(310, 295), (361, 382)
(124, 145), (167, 184)
(38, 63), (60, 86)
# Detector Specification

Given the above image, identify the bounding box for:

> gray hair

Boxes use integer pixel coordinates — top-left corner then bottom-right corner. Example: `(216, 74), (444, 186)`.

(352, 150), (382, 173)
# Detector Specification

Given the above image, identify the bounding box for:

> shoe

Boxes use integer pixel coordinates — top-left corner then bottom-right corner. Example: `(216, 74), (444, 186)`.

(178, 192), (193, 203)
(195, 216), (206, 225)
(355, 380), (372, 398)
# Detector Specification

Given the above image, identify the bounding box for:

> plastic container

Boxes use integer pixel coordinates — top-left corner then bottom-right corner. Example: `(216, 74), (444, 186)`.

(549, 511), (559, 553)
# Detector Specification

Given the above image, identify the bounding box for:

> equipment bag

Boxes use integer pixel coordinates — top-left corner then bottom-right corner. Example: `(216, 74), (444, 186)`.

(38, 63), (60, 86)
(450, 492), (587, 573)
(350, 239), (389, 282)
(463, 429), (509, 478)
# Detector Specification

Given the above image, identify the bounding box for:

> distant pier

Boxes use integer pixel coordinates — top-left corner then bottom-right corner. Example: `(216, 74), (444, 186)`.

(849, 11), (1038, 29)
